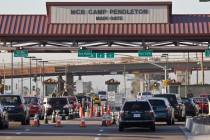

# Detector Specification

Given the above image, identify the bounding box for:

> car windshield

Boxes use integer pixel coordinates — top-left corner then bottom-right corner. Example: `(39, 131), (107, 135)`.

(154, 94), (178, 107)
(123, 102), (151, 111)
(0, 96), (22, 105)
(200, 95), (210, 101)
(149, 100), (166, 107)
(24, 97), (38, 105)
(48, 98), (68, 106)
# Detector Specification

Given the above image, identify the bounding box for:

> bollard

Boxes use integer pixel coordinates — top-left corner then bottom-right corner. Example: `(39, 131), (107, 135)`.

(52, 111), (56, 123)
(44, 112), (48, 124)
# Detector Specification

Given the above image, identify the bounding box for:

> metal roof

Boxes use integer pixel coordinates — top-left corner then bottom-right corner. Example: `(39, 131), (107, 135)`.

(0, 14), (210, 41)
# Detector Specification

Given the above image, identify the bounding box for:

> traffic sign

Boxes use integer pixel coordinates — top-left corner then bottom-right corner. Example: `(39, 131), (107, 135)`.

(97, 52), (105, 58)
(199, 0), (209, 2)
(106, 52), (115, 58)
(78, 49), (92, 57)
(205, 49), (210, 57)
(14, 50), (28, 57)
(138, 50), (152, 57)
(89, 51), (97, 58)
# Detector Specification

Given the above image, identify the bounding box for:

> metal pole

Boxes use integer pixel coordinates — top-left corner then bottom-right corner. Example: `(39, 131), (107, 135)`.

(29, 58), (31, 95)
(42, 62), (44, 97)
(164, 66), (167, 93)
(123, 64), (126, 101)
(21, 57), (23, 95)
(201, 52), (204, 85)
(11, 49), (13, 94)
(3, 59), (5, 94)
(35, 60), (38, 92)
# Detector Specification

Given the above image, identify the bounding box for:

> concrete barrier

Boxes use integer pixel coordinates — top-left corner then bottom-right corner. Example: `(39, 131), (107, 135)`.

(186, 116), (210, 135)
(185, 116), (193, 130)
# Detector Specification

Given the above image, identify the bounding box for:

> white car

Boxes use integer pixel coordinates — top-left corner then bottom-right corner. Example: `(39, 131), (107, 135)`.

(137, 91), (153, 100)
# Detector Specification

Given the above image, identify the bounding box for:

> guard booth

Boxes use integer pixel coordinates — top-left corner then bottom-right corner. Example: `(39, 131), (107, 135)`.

(43, 78), (58, 97)
(105, 79), (121, 109)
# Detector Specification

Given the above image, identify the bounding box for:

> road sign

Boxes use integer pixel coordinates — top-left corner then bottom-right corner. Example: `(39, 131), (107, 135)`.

(89, 51), (97, 58)
(14, 50), (28, 57)
(106, 52), (115, 58)
(108, 91), (115, 102)
(78, 49), (92, 57)
(199, 0), (209, 2)
(205, 49), (210, 57)
(138, 50), (152, 57)
(97, 52), (105, 58)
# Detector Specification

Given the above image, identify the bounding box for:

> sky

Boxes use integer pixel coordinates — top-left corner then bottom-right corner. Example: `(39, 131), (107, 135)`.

(0, 0), (210, 94)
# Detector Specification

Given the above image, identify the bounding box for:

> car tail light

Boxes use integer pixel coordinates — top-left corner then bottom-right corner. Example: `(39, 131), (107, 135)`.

(18, 104), (24, 112)
(145, 110), (155, 116)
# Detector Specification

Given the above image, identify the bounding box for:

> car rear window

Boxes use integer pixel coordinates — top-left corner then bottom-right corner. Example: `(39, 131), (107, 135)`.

(0, 96), (22, 105)
(149, 100), (166, 107)
(24, 97), (38, 104)
(142, 92), (152, 96)
(123, 102), (151, 111)
(154, 94), (178, 107)
(48, 98), (68, 106)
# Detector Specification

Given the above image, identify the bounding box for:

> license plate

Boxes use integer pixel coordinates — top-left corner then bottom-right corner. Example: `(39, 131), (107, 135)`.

(133, 114), (141, 118)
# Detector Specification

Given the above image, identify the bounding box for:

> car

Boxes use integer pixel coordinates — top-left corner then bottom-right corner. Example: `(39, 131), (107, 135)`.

(118, 100), (155, 131)
(0, 103), (8, 129)
(0, 94), (30, 125)
(43, 97), (71, 119)
(181, 98), (199, 116)
(192, 97), (209, 114)
(137, 91), (153, 100)
(24, 96), (45, 119)
(93, 95), (101, 105)
(154, 94), (186, 121)
(148, 97), (175, 125)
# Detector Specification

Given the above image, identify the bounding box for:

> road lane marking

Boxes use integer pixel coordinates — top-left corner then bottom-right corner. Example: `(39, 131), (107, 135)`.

(94, 137), (100, 140)
(24, 129), (30, 132)
(15, 132), (21, 135)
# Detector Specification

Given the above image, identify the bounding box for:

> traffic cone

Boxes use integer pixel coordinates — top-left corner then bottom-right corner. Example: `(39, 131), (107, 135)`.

(31, 113), (39, 127)
(101, 114), (107, 126)
(44, 112), (48, 124)
(101, 105), (104, 116)
(97, 106), (101, 117)
(80, 108), (86, 127)
(112, 112), (116, 125)
(52, 111), (56, 123)
(55, 113), (62, 127)
(106, 105), (112, 126)
(89, 106), (93, 118)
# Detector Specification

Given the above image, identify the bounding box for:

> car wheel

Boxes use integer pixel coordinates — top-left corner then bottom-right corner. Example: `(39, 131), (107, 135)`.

(0, 121), (3, 129)
(150, 123), (156, 131)
(26, 117), (30, 125)
(118, 125), (124, 132)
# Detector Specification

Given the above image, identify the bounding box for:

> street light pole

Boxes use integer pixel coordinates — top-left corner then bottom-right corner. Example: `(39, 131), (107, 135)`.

(39, 60), (48, 98)
(26, 56), (35, 95)
(32, 58), (42, 94)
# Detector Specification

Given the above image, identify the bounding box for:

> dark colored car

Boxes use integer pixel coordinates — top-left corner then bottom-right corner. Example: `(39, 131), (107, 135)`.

(118, 100), (155, 131)
(148, 97), (175, 125)
(0, 94), (30, 125)
(24, 96), (45, 119)
(0, 103), (9, 129)
(181, 98), (199, 116)
(44, 97), (71, 119)
(192, 97), (209, 114)
(154, 94), (185, 121)
(76, 95), (91, 110)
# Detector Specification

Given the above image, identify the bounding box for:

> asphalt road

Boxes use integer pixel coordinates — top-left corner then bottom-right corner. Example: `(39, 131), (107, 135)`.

(0, 119), (186, 140)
